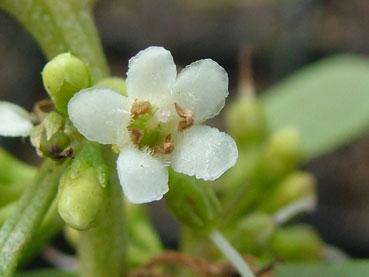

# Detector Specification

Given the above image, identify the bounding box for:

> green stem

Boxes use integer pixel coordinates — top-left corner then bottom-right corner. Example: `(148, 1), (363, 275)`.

(0, 160), (64, 276)
(0, 0), (109, 82)
(78, 150), (126, 277)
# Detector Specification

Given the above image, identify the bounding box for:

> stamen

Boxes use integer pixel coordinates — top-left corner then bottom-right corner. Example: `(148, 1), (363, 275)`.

(154, 134), (174, 154)
(174, 103), (194, 132)
(131, 100), (153, 119)
(129, 128), (144, 145)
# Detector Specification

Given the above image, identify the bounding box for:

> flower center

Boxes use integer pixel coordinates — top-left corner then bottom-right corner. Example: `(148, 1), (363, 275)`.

(127, 101), (194, 154)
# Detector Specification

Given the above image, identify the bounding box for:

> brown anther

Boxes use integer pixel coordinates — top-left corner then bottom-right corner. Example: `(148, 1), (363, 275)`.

(154, 134), (174, 154)
(129, 128), (144, 145)
(131, 100), (153, 120)
(33, 99), (56, 122)
(174, 103), (194, 132)
(51, 145), (74, 159)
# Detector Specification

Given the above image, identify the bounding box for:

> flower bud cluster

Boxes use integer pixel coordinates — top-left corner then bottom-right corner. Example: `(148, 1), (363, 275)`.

(35, 54), (114, 231)
(219, 94), (322, 262)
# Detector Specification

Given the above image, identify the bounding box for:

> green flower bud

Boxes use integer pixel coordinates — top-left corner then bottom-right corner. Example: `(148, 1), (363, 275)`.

(220, 144), (263, 192)
(58, 167), (105, 230)
(231, 212), (276, 255)
(57, 141), (109, 230)
(271, 225), (323, 261)
(95, 77), (127, 96)
(30, 112), (72, 161)
(256, 128), (303, 184)
(42, 52), (90, 115)
(166, 169), (221, 230)
(261, 172), (316, 212)
(225, 96), (268, 144)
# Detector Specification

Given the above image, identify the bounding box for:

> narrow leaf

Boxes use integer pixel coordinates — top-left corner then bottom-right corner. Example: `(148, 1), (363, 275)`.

(0, 160), (64, 276)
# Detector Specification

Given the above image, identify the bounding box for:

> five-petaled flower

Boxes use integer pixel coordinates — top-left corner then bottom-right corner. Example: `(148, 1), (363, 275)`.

(68, 47), (238, 204)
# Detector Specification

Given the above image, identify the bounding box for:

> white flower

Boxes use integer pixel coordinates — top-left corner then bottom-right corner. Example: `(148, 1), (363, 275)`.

(0, 101), (33, 137)
(68, 46), (238, 204)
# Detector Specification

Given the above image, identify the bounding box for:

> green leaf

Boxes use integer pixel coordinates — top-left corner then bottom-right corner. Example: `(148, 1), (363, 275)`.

(276, 261), (369, 277)
(262, 54), (369, 161)
(0, 161), (64, 276)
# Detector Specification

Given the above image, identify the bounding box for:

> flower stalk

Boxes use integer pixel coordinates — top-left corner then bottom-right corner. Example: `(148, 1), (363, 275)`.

(209, 230), (255, 277)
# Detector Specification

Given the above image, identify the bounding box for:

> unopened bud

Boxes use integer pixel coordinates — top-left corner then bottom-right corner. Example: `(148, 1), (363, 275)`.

(271, 225), (323, 261)
(166, 169), (221, 230)
(57, 141), (108, 230)
(58, 167), (105, 230)
(221, 144), (262, 192)
(256, 128), (303, 184)
(95, 77), (126, 96)
(42, 53), (90, 115)
(261, 172), (316, 212)
(30, 112), (72, 161)
(225, 97), (268, 144)
(231, 212), (275, 255)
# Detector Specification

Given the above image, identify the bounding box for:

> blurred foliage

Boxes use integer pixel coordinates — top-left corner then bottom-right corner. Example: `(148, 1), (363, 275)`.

(262, 54), (369, 161)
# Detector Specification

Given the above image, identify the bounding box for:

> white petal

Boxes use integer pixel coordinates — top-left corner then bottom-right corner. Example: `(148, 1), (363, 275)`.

(117, 147), (169, 204)
(126, 46), (176, 102)
(171, 126), (238, 181)
(0, 101), (33, 137)
(68, 87), (130, 145)
(172, 59), (228, 123)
